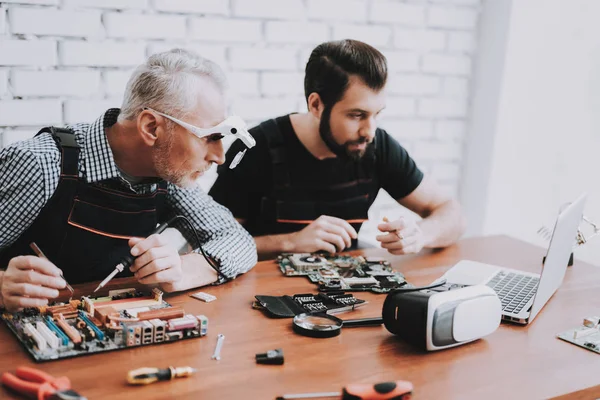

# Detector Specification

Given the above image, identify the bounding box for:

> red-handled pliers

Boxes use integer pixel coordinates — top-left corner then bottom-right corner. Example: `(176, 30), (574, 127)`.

(1, 366), (86, 400)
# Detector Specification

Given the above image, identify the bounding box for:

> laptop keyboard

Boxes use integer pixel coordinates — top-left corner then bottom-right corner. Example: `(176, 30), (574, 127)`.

(486, 271), (540, 314)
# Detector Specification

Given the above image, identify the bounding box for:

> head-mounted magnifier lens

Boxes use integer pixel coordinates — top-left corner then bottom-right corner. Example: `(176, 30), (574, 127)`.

(144, 107), (256, 169)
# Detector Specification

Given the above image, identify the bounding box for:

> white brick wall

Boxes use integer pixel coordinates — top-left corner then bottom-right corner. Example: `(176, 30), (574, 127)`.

(154, 0), (228, 15)
(9, 8), (102, 37)
(0, 0), (482, 205)
(12, 70), (101, 97)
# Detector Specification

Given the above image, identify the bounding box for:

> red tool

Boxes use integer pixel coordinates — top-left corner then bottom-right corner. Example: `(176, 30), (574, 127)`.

(1, 366), (86, 400)
(276, 380), (413, 400)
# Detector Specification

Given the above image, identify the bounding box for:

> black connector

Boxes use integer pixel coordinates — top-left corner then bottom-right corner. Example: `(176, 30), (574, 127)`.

(256, 348), (284, 365)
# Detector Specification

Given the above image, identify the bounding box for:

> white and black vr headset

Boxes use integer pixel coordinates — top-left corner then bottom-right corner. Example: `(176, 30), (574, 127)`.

(382, 282), (502, 351)
(146, 108), (256, 169)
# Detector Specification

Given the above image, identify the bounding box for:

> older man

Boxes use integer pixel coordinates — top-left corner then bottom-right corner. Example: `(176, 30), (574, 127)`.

(0, 49), (257, 311)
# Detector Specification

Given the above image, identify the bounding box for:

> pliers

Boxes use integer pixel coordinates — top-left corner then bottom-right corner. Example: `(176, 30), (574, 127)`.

(1, 366), (86, 400)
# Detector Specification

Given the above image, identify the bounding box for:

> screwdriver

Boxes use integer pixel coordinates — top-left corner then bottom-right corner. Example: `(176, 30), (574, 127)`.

(126, 366), (197, 385)
(276, 381), (413, 400)
(94, 219), (173, 293)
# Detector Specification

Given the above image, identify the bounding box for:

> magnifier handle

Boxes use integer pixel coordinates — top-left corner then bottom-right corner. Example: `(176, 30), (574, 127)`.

(342, 317), (383, 327)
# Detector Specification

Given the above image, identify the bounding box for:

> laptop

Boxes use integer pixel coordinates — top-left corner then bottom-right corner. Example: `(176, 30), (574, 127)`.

(438, 193), (587, 325)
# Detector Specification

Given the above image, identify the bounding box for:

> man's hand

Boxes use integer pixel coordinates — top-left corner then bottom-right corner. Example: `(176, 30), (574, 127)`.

(129, 234), (183, 285)
(1, 256), (66, 312)
(289, 215), (358, 253)
(376, 217), (427, 255)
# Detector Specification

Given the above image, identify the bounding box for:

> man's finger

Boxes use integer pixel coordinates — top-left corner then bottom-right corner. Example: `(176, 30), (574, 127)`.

(10, 256), (63, 277)
(375, 232), (401, 244)
(4, 296), (48, 312)
(322, 224), (352, 248)
(381, 236), (417, 251)
(6, 282), (60, 299)
(316, 239), (337, 254)
(14, 269), (66, 289)
(135, 258), (172, 280)
(377, 218), (406, 233)
(139, 269), (178, 285)
(128, 237), (143, 248)
(130, 246), (172, 273)
(319, 231), (346, 253)
(130, 234), (166, 257)
(323, 216), (358, 239)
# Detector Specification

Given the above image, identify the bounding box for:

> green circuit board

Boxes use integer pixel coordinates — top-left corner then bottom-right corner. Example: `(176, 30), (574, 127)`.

(277, 253), (411, 293)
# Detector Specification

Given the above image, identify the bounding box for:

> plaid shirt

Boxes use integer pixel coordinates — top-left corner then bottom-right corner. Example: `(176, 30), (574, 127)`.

(0, 108), (257, 280)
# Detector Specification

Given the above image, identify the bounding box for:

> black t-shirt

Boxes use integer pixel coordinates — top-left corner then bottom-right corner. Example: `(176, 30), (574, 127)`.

(209, 114), (423, 236)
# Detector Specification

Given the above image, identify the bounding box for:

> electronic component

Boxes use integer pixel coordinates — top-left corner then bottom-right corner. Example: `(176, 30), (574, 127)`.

(277, 253), (411, 293)
(254, 292), (367, 318)
(558, 317), (600, 355)
(196, 315), (208, 336)
(1, 289), (207, 362)
(256, 348), (284, 365)
(190, 291), (217, 303)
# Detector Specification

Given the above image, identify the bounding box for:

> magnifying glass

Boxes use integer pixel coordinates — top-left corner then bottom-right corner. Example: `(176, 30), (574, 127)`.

(292, 313), (383, 338)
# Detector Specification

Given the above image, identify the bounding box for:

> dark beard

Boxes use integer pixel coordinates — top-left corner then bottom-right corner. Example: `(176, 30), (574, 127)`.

(319, 106), (376, 163)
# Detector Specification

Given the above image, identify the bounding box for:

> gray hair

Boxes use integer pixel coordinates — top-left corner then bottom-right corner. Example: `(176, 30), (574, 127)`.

(119, 48), (228, 121)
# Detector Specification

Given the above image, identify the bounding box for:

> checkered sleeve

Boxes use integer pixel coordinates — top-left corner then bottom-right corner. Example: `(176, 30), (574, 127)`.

(0, 137), (59, 251)
(165, 183), (257, 280)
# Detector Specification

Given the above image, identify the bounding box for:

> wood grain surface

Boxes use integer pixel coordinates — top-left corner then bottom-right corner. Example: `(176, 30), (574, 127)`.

(1, 235), (599, 400)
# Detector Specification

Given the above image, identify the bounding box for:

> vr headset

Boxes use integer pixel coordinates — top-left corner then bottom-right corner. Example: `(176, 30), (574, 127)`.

(145, 108), (256, 169)
(382, 282), (501, 351)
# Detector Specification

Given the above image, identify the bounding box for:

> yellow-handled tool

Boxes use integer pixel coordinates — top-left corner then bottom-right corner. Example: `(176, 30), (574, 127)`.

(126, 366), (197, 385)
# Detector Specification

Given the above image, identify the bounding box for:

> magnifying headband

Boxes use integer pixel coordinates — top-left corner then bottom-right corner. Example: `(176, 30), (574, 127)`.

(144, 107), (256, 168)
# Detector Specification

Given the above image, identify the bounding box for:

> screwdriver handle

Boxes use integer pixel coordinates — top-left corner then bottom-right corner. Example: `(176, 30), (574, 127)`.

(127, 367), (170, 385)
(127, 366), (196, 386)
(341, 381), (413, 400)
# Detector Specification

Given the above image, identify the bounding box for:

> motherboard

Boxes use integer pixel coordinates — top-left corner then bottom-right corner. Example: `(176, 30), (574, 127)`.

(277, 253), (411, 293)
(557, 315), (600, 355)
(2, 288), (208, 362)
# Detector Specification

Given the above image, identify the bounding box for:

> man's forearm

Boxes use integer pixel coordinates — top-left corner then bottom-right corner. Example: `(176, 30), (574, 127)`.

(160, 253), (217, 293)
(254, 234), (296, 260)
(418, 199), (466, 249)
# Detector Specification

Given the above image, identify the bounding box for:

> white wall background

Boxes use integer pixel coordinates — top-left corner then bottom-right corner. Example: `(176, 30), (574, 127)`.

(0, 0), (481, 211)
(463, 0), (600, 265)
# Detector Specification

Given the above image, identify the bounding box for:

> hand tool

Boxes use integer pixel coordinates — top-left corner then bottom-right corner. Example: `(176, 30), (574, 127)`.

(382, 217), (404, 240)
(126, 366), (197, 385)
(1, 366), (86, 400)
(211, 333), (225, 360)
(292, 313), (383, 338)
(93, 220), (171, 293)
(30, 243), (74, 301)
(276, 380), (413, 400)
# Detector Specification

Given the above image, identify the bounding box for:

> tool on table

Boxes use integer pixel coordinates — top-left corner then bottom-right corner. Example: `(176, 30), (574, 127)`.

(126, 366), (197, 386)
(1, 366), (86, 400)
(93, 220), (172, 293)
(256, 348), (284, 365)
(30, 242), (74, 301)
(212, 333), (225, 360)
(292, 313), (383, 338)
(382, 217), (403, 240)
(190, 291), (217, 303)
(276, 380), (413, 400)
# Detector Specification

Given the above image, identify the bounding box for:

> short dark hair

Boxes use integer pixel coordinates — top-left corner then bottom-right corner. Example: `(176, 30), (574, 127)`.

(304, 39), (388, 108)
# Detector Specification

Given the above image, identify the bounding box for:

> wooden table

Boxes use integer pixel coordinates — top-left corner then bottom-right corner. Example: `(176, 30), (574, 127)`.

(1, 235), (600, 400)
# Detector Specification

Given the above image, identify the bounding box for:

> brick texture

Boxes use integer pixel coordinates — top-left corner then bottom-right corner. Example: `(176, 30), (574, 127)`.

(0, 0), (482, 201)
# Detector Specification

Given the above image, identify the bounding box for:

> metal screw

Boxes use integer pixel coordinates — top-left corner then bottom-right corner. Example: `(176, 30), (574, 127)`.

(211, 334), (225, 360)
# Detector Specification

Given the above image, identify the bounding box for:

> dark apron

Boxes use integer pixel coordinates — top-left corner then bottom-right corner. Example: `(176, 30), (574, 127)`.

(254, 119), (380, 248)
(0, 127), (168, 284)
